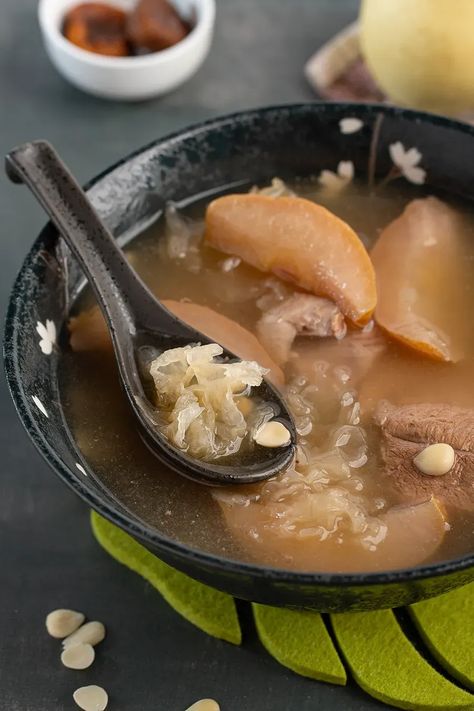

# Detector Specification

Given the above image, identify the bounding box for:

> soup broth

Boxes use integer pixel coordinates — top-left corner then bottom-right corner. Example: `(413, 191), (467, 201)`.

(60, 178), (474, 573)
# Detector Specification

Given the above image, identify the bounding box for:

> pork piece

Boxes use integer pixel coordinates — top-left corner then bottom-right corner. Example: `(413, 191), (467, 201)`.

(376, 402), (474, 513)
(127, 0), (189, 53)
(256, 293), (346, 365)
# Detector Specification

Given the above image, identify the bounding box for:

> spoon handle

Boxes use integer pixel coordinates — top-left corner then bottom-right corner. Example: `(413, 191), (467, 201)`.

(5, 140), (190, 342)
(6, 141), (297, 485)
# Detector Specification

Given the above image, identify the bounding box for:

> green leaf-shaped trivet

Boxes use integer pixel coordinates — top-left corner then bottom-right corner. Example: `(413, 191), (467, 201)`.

(409, 584), (474, 691)
(253, 603), (346, 685)
(331, 609), (474, 710)
(90, 511), (241, 645)
(91, 512), (474, 710)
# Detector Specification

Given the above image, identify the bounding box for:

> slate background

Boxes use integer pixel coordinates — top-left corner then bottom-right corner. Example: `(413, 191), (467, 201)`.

(0, 1), (386, 708)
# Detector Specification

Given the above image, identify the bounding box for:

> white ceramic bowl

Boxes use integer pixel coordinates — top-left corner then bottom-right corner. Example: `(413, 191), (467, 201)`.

(38, 0), (216, 100)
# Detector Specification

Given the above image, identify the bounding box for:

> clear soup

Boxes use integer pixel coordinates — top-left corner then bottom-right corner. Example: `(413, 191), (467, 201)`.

(60, 178), (474, 573)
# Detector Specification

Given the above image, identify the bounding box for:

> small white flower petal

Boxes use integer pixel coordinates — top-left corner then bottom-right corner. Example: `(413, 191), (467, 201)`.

(318, 170), (343, 190)
(318, 163), (353, 193)
(32, 395), (48, 418)
(337, 161), (354, 180)
(389, 142), (425, 182)
(339, 117), (363, 134)
(389, 141), (406, 168)
(39, 339), (53, 355)
(36, 319), (56, 354)
(403, 147), (422, 167)
(46, 319), (57, 341)
(36, 322), (48, 339)
(403, 165), (426, 185)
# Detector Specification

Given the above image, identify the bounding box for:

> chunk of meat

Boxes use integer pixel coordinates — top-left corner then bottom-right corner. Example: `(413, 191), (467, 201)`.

(289, 324), (387, 389)
(127, 0), (189, 52)
(205, 194), (376, 325)
(371, 197), (471, 362)
(63, 3), (129, 57)
(256, 293), (346, 365)
(68, 301), (284, 387)
(376, 402), (474, 513)
(214, 480), (446, 572)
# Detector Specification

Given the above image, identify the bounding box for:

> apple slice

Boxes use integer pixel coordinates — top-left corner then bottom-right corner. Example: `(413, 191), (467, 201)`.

(205, 194), (376, 325)
(68, 301), (284, 387)
(371, 197), (470, 362)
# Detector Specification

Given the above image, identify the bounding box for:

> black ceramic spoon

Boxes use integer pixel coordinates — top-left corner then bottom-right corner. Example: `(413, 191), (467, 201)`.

(6, 140), (296, 486)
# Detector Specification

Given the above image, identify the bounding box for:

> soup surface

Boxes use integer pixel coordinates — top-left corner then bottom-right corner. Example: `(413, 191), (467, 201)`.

(60, 178), (474, 573)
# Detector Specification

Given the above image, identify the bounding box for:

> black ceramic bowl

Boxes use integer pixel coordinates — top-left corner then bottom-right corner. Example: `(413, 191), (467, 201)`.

(4, 103), (474, 611)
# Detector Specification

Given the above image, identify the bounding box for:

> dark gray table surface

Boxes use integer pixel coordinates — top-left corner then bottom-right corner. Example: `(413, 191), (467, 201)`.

(0, 1), (386, 708)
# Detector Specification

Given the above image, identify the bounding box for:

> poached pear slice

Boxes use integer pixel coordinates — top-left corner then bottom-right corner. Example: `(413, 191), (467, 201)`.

(205, 194), (376, 325)
(371, 197), (471, 362)
(215, 491), (447, 573)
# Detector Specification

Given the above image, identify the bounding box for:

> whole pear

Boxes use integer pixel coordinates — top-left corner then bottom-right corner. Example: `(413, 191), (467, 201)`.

(360, 0), (474, 116)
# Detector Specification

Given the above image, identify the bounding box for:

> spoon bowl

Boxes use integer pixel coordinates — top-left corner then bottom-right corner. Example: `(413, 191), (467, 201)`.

(5, 140), (296, 486)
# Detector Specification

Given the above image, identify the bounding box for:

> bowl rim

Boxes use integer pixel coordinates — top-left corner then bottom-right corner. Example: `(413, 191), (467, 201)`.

(5, 101), (474, 589)
(38, 0), (216, 69)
